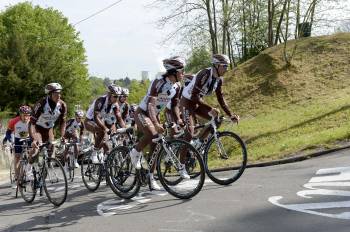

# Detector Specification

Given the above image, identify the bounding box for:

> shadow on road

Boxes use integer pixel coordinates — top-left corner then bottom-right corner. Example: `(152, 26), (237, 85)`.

(204, 204), (350, 232)
(0, 182), (191, 231)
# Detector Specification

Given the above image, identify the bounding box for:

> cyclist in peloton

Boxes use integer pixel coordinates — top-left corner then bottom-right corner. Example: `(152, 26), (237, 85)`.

(130, 56), (190, 190)
(85, 84), (126, 163)
(62, 110), (85, 171)
(2, 112), (20, 146)
(118, 88), (130, 124)
(126, 103), (138, 128)
(164, 80), (184, 137)
(11, 105), (32, 187)
(28, 83), (67, 177)
(180, 54), (240, 144)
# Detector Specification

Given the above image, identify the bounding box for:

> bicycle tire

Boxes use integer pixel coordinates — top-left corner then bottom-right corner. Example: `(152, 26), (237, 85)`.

(43, 158), (68, 207)
(204, 131), (247, 185)
(160, 140), (203, 186)
(157, 139), (205, 199)
(18, 162), (36, 203)
(106, 146), (140, 199)
(81, 151), (102, 191)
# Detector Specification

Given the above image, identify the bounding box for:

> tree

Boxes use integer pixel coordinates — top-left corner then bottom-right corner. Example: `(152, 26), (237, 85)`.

(185, 46), (211, 73)
(0, 2), (89, 114)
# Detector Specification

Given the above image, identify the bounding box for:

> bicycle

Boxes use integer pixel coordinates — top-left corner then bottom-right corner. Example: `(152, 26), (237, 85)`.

(63, 140), (81, 182)
(107, 124), (206, 200)
(80, 128), (134, 191)
(190, 115), (247, 185)
(17, 142), (68, 207)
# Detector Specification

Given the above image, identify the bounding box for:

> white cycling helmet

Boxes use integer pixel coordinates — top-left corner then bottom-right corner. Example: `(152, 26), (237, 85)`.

(45, 83), (63, 94)
(212, 54), (230, 65)
(75, 110), (84, 118)
(163, 56), (186, 71)
(121, 88), (129, 96)
(107, 84), (122, 96)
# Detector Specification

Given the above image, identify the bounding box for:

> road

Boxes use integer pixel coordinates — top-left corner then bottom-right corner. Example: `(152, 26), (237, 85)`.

(1, 149), (350, 232)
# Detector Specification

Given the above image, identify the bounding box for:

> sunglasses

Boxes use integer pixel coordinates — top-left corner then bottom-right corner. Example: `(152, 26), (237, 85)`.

(176, 68), (184, 73)
(221, 64), (228, 69)
(112, 95), (119, 98)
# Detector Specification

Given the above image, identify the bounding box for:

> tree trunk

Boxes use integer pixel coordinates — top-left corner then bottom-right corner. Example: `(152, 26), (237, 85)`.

(309, 0), (316, 34)
(295, 0), (300, 39)
(268, 0), (275, 47)
(274, 0), (288, 45)
(212, 0), (218, 52)
(283, 0), (291, 66)
(242, 0), (248, 59)
(205, 0), (218, 53)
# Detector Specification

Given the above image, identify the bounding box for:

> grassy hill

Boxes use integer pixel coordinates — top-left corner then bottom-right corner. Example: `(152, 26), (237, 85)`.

(215, 33), (350, 162)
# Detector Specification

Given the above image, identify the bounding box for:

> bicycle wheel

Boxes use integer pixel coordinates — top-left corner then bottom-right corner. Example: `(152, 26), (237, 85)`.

(106, 146), (140, 199)
(81, 151), (102, 191)
(18, 163), (36, 203)
(159, 141), (201, 186)
(43, 158), (68, 207)
(204, 131), (247, 185)
(157, 139), (205, 199)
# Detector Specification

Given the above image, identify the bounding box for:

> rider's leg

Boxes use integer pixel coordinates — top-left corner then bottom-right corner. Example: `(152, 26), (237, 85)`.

(194, 103), (213, 140)
(131, 109), (158, 169)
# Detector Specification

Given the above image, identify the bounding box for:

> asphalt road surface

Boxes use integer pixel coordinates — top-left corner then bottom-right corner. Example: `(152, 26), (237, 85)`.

(1, 149), (350, 232)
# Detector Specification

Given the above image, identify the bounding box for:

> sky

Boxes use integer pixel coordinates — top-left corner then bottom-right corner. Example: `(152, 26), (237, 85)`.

(0, 0), (349, 80)
(0, 0), (176, 80)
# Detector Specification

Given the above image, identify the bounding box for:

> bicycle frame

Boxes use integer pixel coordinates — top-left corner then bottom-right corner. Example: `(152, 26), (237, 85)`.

(194, 116), (230, 159)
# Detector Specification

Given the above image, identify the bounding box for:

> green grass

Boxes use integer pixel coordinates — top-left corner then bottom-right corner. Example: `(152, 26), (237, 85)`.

(207, 33), (350, 163)
(219, 87), (350, 162)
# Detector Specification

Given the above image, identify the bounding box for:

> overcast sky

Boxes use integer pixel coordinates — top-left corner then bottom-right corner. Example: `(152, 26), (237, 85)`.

(0, 0), (176, 80)
(0, 1), (349, 80)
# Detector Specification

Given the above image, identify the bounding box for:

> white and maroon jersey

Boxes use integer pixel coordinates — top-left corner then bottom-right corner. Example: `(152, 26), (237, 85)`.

(182, 68), (220, 100)
(166, 82), (181, 110)
(86, 95), (120, 125)
(9, 116), (29, 139)
(65, 118), (84, 135)
(182, 67), (232, 116)
(139, 76), (178, 114)
(31, 97), (67, 129)
(119, 102), (129, 121)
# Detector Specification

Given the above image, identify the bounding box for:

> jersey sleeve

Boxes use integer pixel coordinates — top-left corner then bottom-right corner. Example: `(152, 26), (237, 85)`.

(8, 116), (20, 131)
(58, 101), (67, 124)
(30, 99), (45, 124)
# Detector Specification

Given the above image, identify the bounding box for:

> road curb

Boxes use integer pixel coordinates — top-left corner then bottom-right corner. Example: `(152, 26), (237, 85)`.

(246, 145), (350, 168)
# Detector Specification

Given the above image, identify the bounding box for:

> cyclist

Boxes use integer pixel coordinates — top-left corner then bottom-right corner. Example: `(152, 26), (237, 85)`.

(164, 81), (183, 137)
(28, 83), (67, 177)
(130, 56), (189, 190)
(126, 103), (138, 128)
(11, 105), (32, 187)
(62, 110), (85, 171)
(118, 88), (130, 124)
(180, 54), (240, 143)
(85, 84), (126, 163)
(2, 113), (20, 146)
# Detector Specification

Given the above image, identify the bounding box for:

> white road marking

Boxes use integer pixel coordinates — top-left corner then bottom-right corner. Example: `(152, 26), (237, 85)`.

(269, 166), (350, 219)
(97, 179), (214, 217)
